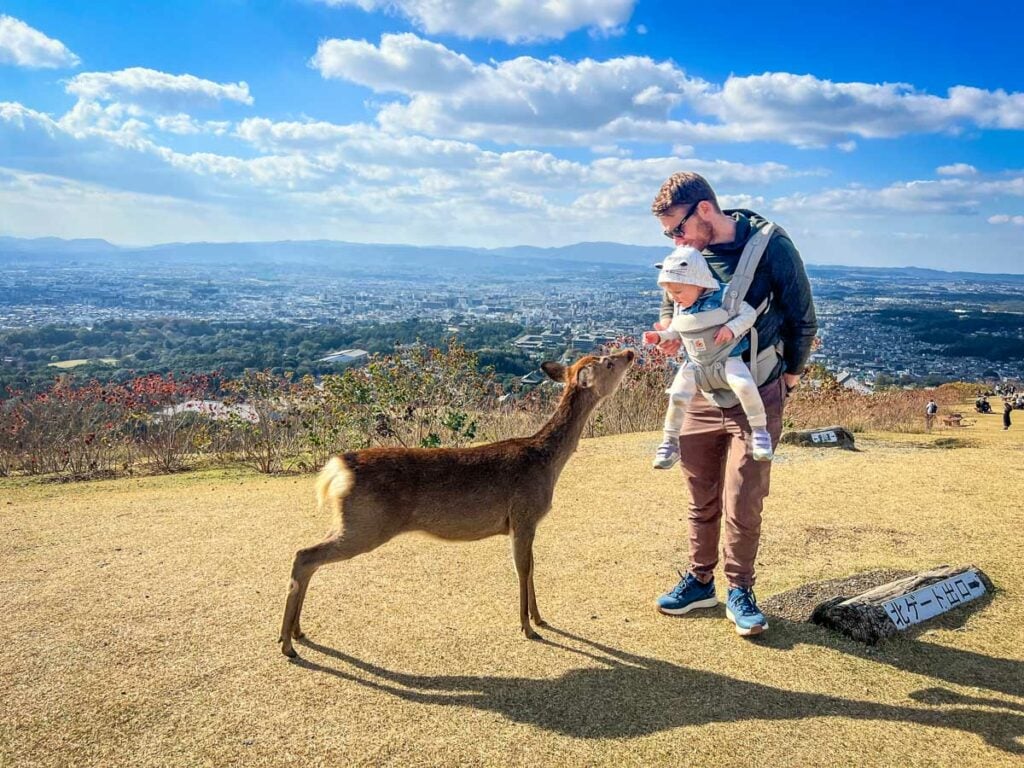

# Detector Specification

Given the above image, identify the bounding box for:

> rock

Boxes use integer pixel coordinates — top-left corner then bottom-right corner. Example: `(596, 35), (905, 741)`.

(779, 425), (856, 450)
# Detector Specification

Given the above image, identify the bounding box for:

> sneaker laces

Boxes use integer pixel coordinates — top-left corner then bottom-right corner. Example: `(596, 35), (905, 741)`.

(656, 443), (678, 459)
(732, 588), (760, 617)
(669, 570), (693, 597)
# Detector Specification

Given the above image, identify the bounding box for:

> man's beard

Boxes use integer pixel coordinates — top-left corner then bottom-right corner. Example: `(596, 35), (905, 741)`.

(684, 218), (716, 250)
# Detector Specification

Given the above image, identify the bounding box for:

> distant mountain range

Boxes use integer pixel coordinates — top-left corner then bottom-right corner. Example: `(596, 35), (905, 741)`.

(3, 235), (1023, 283)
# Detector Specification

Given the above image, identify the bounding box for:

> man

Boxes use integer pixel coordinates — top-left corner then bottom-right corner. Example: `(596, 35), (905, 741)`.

(926, 399), (939, 430)
(650, 171), (817, 637)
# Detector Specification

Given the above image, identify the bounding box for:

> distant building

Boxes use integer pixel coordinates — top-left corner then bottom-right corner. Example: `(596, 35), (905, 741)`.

(836, 370), (872, 394)
(520, 370), (548, 387)
(317, 349), (369, 368)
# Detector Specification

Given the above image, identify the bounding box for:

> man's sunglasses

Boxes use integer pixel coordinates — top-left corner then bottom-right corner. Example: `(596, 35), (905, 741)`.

(662, 200), (703, 240)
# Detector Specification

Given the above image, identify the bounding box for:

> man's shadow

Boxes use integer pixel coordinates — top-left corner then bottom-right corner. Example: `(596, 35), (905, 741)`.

(291, 624), (1023, 753)
(761, 601), (1024, 700)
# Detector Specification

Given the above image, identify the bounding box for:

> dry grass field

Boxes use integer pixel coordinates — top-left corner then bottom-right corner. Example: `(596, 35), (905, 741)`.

(2, 406), (1023, 767)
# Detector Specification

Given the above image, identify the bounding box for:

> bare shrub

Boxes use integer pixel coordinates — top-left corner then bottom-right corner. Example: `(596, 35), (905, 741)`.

(126, 373), (218, 473)
(222, 371), (304, 474)
(578, 338), (669, 438)
(786, 370), (980, 433)
(319, 339), (495, 451)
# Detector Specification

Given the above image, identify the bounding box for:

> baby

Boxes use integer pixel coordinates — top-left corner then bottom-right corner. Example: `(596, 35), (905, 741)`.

(642, 246), (774, 465)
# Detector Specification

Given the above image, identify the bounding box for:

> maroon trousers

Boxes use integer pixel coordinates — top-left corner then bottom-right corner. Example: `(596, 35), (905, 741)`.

(677, 375), (786, 588)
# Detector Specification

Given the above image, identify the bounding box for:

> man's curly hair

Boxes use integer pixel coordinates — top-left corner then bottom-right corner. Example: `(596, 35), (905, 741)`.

(651, 172), (721, 216)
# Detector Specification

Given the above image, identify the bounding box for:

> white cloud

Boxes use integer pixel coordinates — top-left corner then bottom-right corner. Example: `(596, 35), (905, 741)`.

(155, 114), (231, 136)
(773, 175), (1024, 216)
(313, 36), (1024, 148)
(936, 162), (978, 176)
(2, 96), (823, 247)
(695, 73), (1024, 147)
(313, 0), (637, 43)
(0, 14), (79, 69)
(313, 34), (707, 145)
(988, 214), (1024, 225)
(66, 67), (253, 112)
(0, 167), (256, 243)
(311, 34), (475, 93)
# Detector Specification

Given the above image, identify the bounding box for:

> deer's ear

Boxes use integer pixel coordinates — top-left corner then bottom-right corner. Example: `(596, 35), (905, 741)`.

(576, 364), (595, 389)
(541, 361), (565, 382)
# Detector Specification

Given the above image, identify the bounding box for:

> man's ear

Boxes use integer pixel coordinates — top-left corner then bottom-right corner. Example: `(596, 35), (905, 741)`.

(576, 365), (595, 389)
(541, 361), (565, 382)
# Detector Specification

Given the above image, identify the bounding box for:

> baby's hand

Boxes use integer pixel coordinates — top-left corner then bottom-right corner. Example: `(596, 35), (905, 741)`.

(714, 326), (735, 345)
(642, 331), (661, 346)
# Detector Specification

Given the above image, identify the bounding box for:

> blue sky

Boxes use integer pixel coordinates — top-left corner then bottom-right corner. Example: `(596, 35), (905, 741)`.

(1, 0), (1022, 271)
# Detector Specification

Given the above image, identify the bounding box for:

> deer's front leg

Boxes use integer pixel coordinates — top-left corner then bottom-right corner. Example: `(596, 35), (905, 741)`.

(511, 527), (539, 639)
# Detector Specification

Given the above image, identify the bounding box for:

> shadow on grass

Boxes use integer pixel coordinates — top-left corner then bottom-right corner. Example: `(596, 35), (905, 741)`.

(292, 626), (1023, 753)
(763, 608), (1024, 700)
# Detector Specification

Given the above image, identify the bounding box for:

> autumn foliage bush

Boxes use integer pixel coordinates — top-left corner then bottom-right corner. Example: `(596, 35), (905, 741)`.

(0, 341), (987, 481)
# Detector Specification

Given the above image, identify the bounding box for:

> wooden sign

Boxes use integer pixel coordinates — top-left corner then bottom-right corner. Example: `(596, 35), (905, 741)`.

(810, 565), (994, 644)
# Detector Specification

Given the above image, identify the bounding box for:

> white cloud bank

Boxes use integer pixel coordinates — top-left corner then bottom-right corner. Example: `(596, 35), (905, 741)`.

(66, 68), (253, 113)
(0, 14), (79, 69)
(312, 35), (1024, 148)
(314, 0), (637, 42)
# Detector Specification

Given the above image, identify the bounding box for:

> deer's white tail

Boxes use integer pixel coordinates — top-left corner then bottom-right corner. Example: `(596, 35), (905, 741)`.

(315, 456), (353, 530)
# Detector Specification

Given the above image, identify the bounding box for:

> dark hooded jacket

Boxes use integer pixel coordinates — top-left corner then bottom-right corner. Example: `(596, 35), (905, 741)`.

(660, 209), (818, 382)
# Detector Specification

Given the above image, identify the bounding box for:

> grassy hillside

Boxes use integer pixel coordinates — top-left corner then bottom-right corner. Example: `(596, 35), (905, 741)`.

(2, 407), (1022, 766)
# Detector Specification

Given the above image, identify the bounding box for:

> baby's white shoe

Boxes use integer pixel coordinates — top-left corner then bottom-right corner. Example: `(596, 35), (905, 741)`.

(751, 428), (774, 462)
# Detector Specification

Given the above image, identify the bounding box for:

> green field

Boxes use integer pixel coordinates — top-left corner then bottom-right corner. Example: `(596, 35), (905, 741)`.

(2, 410), (1022, 766)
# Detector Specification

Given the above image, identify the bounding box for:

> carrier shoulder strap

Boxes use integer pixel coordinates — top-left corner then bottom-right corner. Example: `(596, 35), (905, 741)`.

(722, 221), (776, 316)
(723, 221), (780, 385)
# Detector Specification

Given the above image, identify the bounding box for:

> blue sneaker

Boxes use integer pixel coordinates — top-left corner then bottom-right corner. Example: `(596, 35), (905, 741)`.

(656, 572), (718, 615)
(726, 586), (768, 636)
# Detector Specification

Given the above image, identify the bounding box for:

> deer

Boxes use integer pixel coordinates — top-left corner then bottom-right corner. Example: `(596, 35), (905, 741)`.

(279, 348), (635, 657)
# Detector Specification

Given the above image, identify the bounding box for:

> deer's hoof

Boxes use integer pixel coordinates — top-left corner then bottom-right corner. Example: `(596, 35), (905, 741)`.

(281, 644), (298, 658)
(534, 619), (548, 627)
(291, 628), (305, 640)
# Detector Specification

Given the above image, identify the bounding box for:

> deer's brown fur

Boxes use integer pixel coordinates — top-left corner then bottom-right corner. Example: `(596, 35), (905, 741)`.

(279, 349), (635, 657)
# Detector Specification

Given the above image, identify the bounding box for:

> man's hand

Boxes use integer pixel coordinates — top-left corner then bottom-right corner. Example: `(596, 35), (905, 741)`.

(642, 330), (661, 346)
(714, 326), (735, 346)
(783, 372), (801, 392)
(652, 320), (681, 355)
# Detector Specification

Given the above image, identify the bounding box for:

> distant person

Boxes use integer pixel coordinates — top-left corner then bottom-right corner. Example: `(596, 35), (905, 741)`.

(925, 399), (938, 430)
(647, 171), (817, 638)
(644, 247), (774, 464)
(1004, 400), (1013, 430)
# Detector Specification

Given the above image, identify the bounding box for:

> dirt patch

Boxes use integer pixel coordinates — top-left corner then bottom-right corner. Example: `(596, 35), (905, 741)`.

(763, 569), (914, 623)
(926, 437), (976, 449)
(801, 525), (910, 551)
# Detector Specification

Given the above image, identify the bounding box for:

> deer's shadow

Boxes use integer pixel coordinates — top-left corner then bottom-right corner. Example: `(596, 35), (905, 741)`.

(292, 625), (1023, 753)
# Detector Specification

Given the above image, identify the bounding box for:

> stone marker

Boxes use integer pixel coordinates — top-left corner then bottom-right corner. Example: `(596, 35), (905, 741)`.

(810, 564), (993, 644)
(779, 425), (856, 450)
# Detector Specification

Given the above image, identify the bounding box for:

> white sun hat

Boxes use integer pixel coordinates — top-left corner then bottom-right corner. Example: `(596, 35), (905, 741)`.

(656, 246), (719, 290)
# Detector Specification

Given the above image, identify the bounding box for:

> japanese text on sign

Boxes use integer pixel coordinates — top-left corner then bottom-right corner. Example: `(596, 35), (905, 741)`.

(882, 570), (987, 631)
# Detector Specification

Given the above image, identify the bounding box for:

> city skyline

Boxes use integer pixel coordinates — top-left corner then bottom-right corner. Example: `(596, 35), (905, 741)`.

(1, 1), (1023, 272)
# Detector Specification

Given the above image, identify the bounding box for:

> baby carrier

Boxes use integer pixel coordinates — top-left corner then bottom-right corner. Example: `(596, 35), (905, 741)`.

(671, 222), (784, 408)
